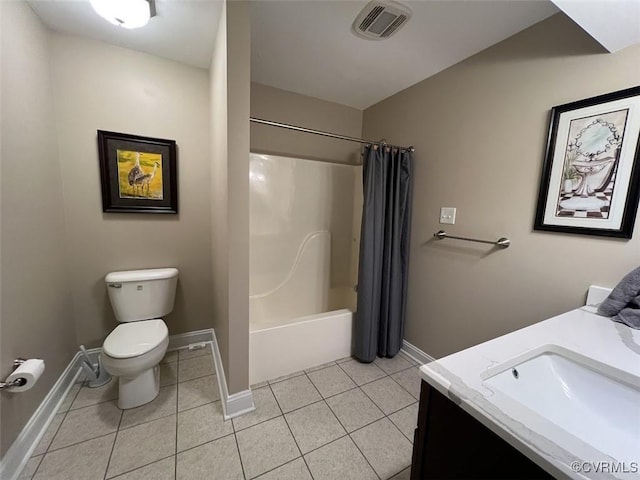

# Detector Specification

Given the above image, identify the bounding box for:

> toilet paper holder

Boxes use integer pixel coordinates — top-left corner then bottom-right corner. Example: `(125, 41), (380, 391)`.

(0, 359), (28, 390)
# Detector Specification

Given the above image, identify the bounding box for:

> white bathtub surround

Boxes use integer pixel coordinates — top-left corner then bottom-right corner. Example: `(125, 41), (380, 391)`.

(249, 153), (358, 319)
(419, 287), (640, 480)
(250, 309), (353, 385)
(250, 230), (332, 325)
(249, 153), (359, 385)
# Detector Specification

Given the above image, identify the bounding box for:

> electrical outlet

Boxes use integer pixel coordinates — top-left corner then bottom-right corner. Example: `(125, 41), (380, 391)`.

(439, 207), (456, 225)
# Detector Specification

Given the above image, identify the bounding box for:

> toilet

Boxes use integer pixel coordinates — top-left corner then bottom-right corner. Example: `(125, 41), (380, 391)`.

(101, 267), (178, 409)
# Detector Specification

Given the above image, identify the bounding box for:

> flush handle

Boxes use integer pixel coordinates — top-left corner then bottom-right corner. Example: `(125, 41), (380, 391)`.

(108, 283), (122, 288)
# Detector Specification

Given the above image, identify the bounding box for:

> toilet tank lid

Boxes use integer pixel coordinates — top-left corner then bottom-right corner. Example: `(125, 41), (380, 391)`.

(105, 268), (179, 283)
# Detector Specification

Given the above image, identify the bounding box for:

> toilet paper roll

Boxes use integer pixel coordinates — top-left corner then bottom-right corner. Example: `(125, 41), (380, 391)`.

(6, 359), (45, 392)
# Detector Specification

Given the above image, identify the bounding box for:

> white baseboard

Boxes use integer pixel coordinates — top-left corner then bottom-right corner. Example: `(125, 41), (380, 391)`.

(225, 389), (256, 419)
(1, 328), (253, 480)
(210, 328), (255, 420)
(401, 339), (436, 365)
(168, 329), (213, 351)
(0, 352), (83, 480)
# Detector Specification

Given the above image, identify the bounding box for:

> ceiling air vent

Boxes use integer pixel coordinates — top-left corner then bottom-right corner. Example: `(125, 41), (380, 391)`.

(352, 1), (412, 41)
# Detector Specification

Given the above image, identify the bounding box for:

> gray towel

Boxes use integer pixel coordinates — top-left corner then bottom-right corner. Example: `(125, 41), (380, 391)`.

(598, 266), (640, 329)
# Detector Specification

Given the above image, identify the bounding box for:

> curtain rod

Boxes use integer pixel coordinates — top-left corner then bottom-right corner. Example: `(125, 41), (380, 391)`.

(250, 117), (415, 152)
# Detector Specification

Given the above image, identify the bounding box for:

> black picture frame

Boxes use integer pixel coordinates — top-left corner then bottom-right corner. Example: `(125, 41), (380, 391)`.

(97, 130), (178, 214)
(534, 86), (640, 238)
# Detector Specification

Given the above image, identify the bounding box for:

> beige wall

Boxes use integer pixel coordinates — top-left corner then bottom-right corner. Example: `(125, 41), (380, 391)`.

(210, 0), (251, 394)
(363, 14), (640, 359)
(251, 83), (363, 165)
(210, 1), (230, 387)
(0, 2), (77, 456)
(226, 1), (251, 394)
(50, 34), (213, 347)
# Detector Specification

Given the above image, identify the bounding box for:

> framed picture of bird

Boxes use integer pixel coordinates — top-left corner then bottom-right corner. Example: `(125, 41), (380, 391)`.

(97, 130), (178, 214)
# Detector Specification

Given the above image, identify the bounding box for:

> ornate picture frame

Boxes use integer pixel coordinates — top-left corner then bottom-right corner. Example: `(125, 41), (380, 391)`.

(97, 130), (178, 214)
(534, 87), (640, 238)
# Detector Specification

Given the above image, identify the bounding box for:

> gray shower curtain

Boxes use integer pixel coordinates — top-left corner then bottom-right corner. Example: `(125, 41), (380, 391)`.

(355, 144), (413, 363)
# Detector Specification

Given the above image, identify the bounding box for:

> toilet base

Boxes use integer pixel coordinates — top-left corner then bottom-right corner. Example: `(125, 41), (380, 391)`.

(117, 365), (160, 409)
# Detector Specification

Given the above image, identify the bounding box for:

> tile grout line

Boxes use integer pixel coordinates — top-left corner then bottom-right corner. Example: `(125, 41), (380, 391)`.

(386, 366), (420, 399)
(260, 363), (416, 436)
(40, 402), (122, 455)
(357, 376), (416, 433)
(231, 395), (323, 434)
(254, 381), (363, 460)
(334, 369), (414, 478)
(268, 368), (393, 479)
(335, 360), (387, 388)
(302, 371), (324, 404)
(385, 406), (419, 445)
(42, 354), (414, 480)
(174, 353), (180, 480)
(357, 386), (415, 477)
(323, 393), (384, 437)
(107, 454), (176, 480)
(265, 382), (308, 479)
(32, 349), (216, 480)
(47, 384), (203, 453)
(237, 357), (415, 474)
(102, 406), (124, 480)
(33, 387), (76, 461)
(251, 456), (312, 480)
(296, 370), (333, 480)
(301, 453), (317, 480)
(249, 456), (304, 479)
(347, 426), (383, 480)
(354, 369), (416, 416)
(232, 430), (247, 479)
(173, 431), (235, 457)
(26, 452), (45, 480)
(303, 360), (338, 375)
(66, 398), (117, 413)
(302, 430), (382, 480)
(279, 407), (309, 479)
(234, 381), (278, 478)
(203, 357), (414, 479)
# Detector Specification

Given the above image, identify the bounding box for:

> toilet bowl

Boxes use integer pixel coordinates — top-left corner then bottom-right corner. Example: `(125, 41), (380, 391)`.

(102, 319), (169, 409)
(102, 268), (178, 410)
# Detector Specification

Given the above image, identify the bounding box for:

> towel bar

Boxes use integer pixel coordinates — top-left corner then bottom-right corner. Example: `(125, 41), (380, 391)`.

(434, 230), (510, 249)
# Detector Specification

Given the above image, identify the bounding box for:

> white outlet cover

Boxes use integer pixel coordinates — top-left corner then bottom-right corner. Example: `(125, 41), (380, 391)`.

(439, 207), (456, 224)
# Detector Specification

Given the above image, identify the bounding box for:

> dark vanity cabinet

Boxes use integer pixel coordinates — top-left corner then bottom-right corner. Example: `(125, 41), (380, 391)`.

(410, 380), (553, 479)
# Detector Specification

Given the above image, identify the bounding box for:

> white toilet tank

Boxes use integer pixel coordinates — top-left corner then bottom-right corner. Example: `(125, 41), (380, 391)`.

(105, 268), (179, 323)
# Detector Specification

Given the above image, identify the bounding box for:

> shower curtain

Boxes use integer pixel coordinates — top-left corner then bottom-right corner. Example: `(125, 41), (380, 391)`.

(355, 144), (413, 363)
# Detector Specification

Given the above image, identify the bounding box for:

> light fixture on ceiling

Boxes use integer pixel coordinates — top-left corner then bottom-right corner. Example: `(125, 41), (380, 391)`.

(90, 0), (156, 29)
(352, 1), (412, 41)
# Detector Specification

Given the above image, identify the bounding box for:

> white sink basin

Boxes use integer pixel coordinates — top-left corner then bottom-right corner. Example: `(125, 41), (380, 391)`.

(482, 346), (640, 463)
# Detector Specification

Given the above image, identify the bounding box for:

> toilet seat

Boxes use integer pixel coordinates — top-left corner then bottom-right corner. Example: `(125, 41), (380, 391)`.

(103, 319), (168, 359)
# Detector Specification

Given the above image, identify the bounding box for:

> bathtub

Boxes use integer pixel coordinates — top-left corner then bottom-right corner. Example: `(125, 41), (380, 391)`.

(249, 308), (353, 385)
(249, 153), (357, 385)
(248, 231), (354, 384)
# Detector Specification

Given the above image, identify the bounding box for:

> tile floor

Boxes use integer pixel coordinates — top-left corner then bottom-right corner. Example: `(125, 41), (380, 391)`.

(20, 345), (420, 480)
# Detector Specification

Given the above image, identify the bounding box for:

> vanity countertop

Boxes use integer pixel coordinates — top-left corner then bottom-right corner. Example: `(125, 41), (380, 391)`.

(419, 305), (640, 480)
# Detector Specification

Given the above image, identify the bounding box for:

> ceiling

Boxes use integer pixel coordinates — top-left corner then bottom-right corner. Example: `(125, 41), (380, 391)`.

(251, 1), (558, 109)
(32, 0), (630, 111)
(28, 0), (222, 69)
